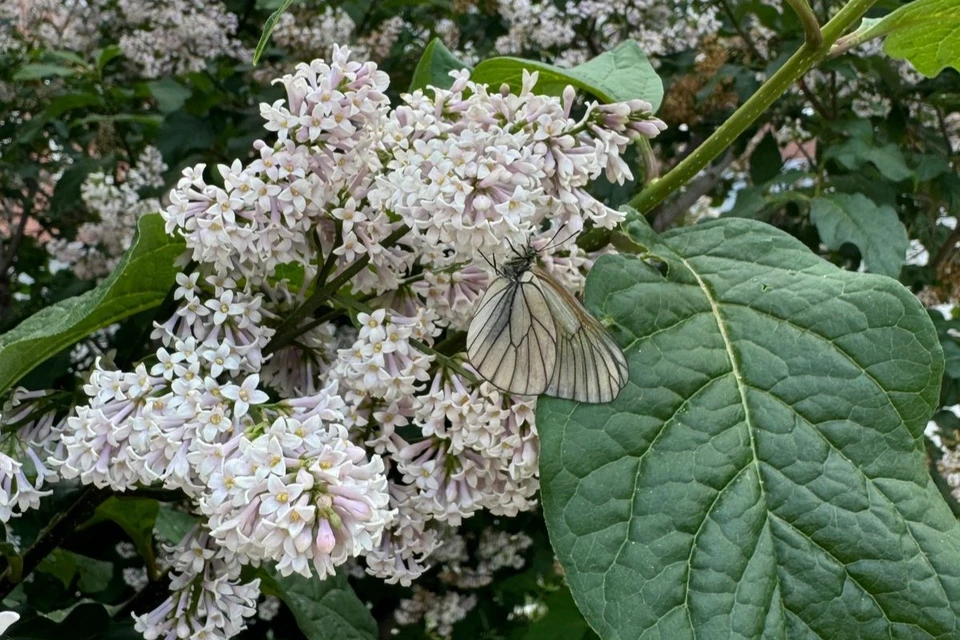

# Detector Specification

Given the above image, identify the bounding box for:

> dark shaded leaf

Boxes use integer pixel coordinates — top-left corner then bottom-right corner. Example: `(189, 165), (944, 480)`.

(260, 569), (377, 640)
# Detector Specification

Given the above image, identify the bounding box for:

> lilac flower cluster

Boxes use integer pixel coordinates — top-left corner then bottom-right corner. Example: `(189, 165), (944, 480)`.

(5, 46), (664, 639)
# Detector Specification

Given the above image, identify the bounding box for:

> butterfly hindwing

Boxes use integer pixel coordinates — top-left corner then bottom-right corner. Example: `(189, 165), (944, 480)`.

(534, 268), (628, 403)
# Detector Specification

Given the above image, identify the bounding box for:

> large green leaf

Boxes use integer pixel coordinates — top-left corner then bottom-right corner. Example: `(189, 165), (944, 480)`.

(472, 40), (663, 110)
(809, 193), (908, 278)
(850, 0), (960, 77)
(539, 216), (960, 639)
(260, 569), (376, 640)
(147, 78), (191, 114)
(0, 214), (183, 395)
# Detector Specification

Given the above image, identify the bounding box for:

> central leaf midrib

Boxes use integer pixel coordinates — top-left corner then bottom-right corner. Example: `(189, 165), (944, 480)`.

(678, 255), (783, 638)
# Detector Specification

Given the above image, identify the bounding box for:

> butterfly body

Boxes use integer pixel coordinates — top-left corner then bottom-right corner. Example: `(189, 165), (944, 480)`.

(466, 246), (628, 403)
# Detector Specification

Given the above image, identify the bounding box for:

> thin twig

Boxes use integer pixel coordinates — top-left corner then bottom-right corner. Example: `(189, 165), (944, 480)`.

(266, 225), (410, 353)
(652, 149), (737, 231)
(933, 221), (960, 272)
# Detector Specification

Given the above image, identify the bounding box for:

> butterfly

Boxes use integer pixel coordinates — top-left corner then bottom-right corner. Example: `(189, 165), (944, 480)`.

(466, 242), (628, 403)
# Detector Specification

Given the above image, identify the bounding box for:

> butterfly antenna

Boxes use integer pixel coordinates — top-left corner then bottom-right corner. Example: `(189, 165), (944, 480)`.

(545, 223), (567, 250)
(478, 249), (497, 272)
(542, 223), (578, 253)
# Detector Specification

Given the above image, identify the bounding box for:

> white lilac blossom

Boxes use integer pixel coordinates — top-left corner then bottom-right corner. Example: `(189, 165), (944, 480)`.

(44, 46), (664, 639)
(47, 146), (168, 281)
(370, 70), (665, 262)
(395, 587), (478, 639)
(133, 529), (260, 640)
(116, 0), (247, 78)
(0, 611), (19, 635)
(0, 389), (64, 522)
(199, 399), (393, 580)
(5, 0), (244, 77)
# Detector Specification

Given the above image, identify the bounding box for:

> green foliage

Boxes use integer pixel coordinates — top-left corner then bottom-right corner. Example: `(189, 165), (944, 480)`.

(146, 79), (191, 114)
(84, 498), (159, 569)
(260, 569), (378, 640)
(852, 0), (960, 76)
(823, 136), (914, 182)
(38, 550), (113, 594)
(0, 214), (183, 395)
(540, 215), (960, 639)
(473, 40), (664, 110)
(154, 505), (199, 545)
(410, 38), (471, 92)
(809, 193), (909, 277)
(253, 0), (296, 66)
(13, 64), (85, 81)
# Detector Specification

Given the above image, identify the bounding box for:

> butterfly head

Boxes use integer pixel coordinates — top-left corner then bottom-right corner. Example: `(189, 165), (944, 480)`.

(500, 244), (538, 281)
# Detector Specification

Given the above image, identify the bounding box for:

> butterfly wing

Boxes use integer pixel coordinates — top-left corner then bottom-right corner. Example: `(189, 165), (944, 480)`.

(467, 271), (558, 396)
(535, 267), (628, 403)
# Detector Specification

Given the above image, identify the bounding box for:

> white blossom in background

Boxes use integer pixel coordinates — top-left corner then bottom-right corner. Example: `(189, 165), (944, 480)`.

(47, 146), (168, 280)
(392, 527), (535, 635)
(257, 596), (281, 622)
(395, 588), (478, 639)
(123, 566), (149, 591)
(117, 0), (247, 77)
(5, 0), (245, 77)
(495, 0), (721, 66)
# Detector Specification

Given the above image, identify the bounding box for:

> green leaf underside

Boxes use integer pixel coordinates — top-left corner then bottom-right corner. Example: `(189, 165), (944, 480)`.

(857, 0), (960, 77)
(410, 38), (471, 92)
(539, 217), (960, 639)
(13, 64), (84, 81)
(809, 193), (908, 278)
(0, 214), (184, 395)
(260, 569), (377, 640)
(472, 40), (663, 111)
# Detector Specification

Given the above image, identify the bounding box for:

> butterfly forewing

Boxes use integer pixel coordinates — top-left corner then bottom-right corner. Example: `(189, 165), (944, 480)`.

(467, 271), (558, 396)
(535, 267), (629, 403)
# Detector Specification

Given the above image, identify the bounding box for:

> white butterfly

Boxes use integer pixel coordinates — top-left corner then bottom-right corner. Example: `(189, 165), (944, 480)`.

(467, 244), (628, 403)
